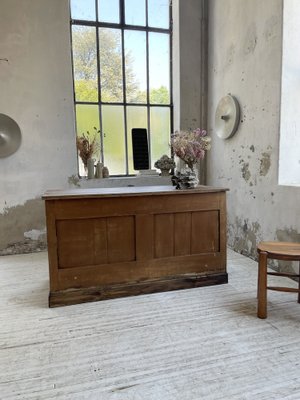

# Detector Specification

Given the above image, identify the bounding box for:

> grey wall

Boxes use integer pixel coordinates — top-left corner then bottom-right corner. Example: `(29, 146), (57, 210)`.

(0, 0), (206, 254)
(207, 0), (300, 270)
(0, 0), (77, 254)
(172, 0), (207, 182)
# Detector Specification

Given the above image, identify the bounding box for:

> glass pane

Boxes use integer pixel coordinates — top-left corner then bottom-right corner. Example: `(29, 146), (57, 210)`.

(148, 0), (169, 29)
(124, 30), (147, 103)
(76, 105), (100, 175)
(98, 0), (119, 23)
(71, 0), (96, 21)
(99, 28), (123, 103)
(72, 26), (98, 102)
(102, 105), (126, 175)
(150, 107), (171, 168)
(125, 0), (146, 26)
(149, 33), (170, 104)
(126, 106), (148, 174)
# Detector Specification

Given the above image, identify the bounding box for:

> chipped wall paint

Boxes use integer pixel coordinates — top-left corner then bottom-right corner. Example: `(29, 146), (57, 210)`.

(0, 0), (78, 253)
(0, 199), (46, 254)
(259, 152), (271, 176)
(207, 0), (300, 273)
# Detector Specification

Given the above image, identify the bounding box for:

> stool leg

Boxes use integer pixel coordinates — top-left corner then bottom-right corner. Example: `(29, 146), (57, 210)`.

(257, 251), (268, 319)
(298, 261), (300, 304)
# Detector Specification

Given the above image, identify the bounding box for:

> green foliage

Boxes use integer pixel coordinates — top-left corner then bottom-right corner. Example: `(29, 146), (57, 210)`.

(73, 27), (170, 104)
(73, 26), (139, 102)
(150, 86), (169, 104)
(75, 80), (98, 102)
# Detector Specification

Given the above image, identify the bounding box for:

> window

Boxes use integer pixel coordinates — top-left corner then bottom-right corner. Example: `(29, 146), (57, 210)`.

(70, 0), (173, 176)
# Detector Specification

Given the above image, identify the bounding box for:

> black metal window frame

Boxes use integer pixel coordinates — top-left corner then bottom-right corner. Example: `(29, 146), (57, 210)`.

(70, 0), (173, 176)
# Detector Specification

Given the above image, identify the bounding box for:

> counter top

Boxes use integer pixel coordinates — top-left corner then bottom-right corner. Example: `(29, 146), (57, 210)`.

(43, 185), (229, 200)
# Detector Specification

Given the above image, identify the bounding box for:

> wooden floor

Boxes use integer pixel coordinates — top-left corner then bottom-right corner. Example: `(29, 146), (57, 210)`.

(1, 250), (300, 399)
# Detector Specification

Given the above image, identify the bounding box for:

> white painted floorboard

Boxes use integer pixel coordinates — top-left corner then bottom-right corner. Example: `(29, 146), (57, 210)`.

(0, 249), (300, 399)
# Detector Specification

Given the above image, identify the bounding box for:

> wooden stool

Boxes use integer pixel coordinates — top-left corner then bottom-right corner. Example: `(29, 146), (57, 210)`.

(257, 242), (300, 319)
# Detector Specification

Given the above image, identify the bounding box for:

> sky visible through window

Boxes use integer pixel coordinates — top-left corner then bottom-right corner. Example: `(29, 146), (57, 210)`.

(71, 0), (169, 92)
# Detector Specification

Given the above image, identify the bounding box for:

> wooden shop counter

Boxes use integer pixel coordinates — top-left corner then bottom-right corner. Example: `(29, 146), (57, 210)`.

(43, 185), (228, 307)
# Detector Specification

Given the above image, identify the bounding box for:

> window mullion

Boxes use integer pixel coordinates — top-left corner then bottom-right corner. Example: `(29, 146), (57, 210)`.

(121, 28), (129, 175)
(145, 0), (152, 168)
(95, 0), (104, 164)
(120, 0), (128, 174)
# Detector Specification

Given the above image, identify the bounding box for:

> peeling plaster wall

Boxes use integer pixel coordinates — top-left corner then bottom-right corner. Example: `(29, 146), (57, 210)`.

(207, 0), (300, 271)
(0, 0), (77, 253)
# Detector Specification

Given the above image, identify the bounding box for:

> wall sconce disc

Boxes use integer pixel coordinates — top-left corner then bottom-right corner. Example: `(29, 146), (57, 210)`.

(215, 94), (240, 139)
(0, 114), (22, 158)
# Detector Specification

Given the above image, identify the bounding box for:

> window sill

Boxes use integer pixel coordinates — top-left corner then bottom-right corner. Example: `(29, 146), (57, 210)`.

(70, 175), (172, 189)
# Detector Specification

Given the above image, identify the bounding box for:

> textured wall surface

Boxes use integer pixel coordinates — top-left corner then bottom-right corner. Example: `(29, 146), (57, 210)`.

(0, 0), (77, 253)
(0, 0), (205, 254)
(207, 0), (300, 270)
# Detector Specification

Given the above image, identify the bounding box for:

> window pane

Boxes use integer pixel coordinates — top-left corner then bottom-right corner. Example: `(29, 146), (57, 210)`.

(125, 0), (146, 26)
(102, 105), (126, 175)
(148, 0), (169, 28)
(99, 29), (123, 103)
(76, 105), (100, 175)
(71, 0), (96, 21)
(72, 26), (98, 102)
(98, 0), (119, 23)
(149, 33), (170, 104)
(126, 106), (148, 174)
(124, 30), (147, 103)
(150, 107), (171, 168)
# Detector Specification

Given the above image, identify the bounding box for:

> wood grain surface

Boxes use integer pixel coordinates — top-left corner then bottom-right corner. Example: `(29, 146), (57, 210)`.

(44, 187), (228, 306)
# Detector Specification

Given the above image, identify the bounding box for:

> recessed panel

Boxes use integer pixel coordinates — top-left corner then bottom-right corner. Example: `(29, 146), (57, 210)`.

(191, 211), (220, 254)
(57, 219), (108, 268)
(174, 213), (192, 256)
(107, 216), (136, 263)
(154, 213), (174, 258)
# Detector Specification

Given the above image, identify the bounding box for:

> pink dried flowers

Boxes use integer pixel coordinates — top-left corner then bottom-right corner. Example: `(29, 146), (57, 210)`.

(171, 128), (211, 171)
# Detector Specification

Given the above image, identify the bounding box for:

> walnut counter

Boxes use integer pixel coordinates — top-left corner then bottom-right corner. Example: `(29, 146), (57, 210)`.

(43, 185), (228, 307)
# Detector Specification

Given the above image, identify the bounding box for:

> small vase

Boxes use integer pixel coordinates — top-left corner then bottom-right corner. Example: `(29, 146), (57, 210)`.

(102, 166), (109, 178)
(160, 169), (170, 176)
(87, 158), (95, 179)
(95, 162), (103, 179)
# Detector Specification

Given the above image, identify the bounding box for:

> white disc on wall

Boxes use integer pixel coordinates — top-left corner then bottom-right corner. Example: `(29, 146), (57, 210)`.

(0, 114), (22, 158)
(215, 94), (240, 139)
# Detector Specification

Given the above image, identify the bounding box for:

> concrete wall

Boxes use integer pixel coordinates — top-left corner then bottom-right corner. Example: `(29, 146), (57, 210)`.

(0, 0), (205, 254)
(172, 0), (207, 182)
(0, 0), (77, 254)
(207, 0), (300, 271)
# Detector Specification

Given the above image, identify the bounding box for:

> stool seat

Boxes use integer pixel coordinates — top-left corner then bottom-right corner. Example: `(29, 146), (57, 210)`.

(257, 241), (300, 319)
(257, 242), (300, 260)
